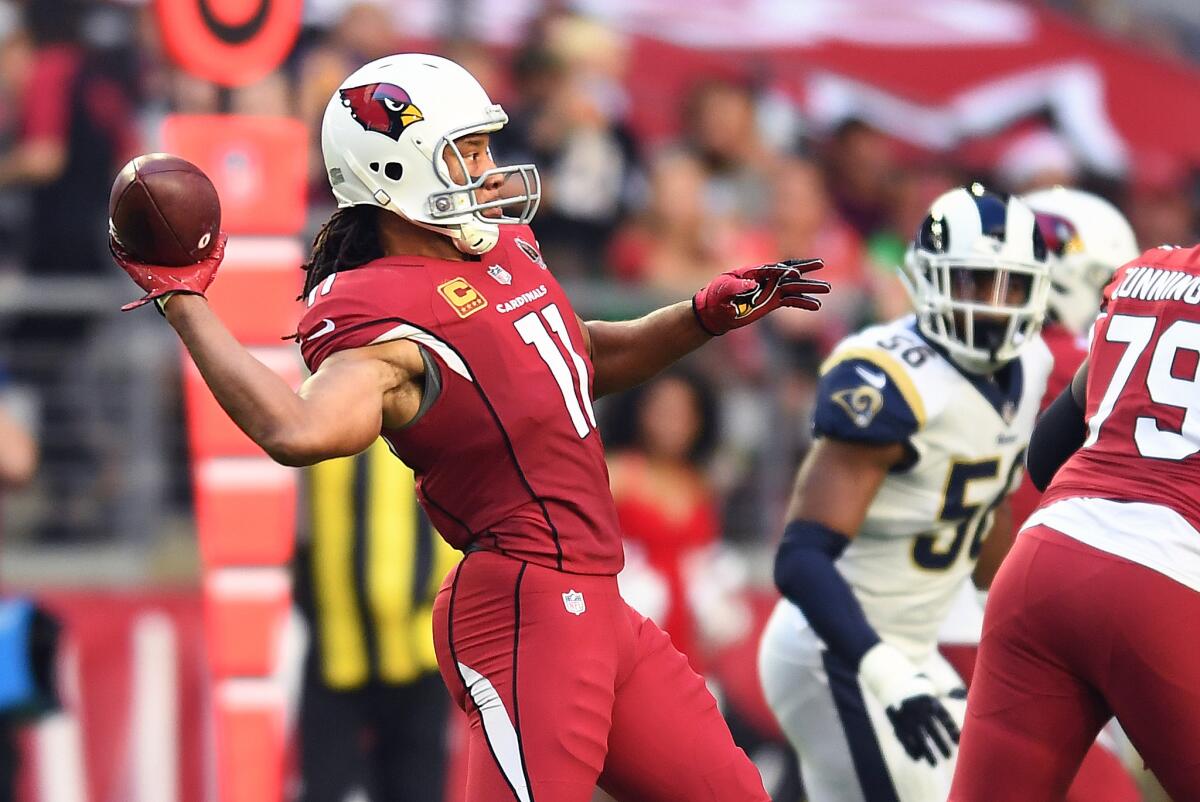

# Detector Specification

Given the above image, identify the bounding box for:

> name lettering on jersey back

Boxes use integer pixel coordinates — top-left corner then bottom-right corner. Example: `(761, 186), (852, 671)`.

(1112, 267), (1200, 305)
(497, 284), (548, 314)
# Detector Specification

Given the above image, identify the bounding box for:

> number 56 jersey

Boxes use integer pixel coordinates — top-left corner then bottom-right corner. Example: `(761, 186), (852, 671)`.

(811, 316), (1051, 659)
(297, 226), (624, 575)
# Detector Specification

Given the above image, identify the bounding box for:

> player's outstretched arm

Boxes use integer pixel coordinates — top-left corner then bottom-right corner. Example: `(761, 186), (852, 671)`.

(162, 295), (418, 467)
(584, 301), (710, 398)
(112, 233), (422, 467)
(585, 259), (829, 398)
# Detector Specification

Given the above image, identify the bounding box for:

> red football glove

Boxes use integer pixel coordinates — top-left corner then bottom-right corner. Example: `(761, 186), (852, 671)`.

(109, 233), (228, 312)
(692, 258), (829, 336)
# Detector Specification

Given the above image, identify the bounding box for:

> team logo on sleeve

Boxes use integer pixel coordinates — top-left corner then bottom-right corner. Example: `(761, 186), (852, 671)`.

(437, 277), (488, 318)
(832, 385), (885, 428)
(562, 589), (586, 615)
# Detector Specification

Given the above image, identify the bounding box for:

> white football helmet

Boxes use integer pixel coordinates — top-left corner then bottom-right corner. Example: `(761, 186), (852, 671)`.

(902, 185), (1051, 374)
(321, 54), (540, 255)
(1022, 187), (1139, 336)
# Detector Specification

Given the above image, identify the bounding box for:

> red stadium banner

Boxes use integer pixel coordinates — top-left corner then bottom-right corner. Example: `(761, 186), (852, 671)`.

(155, 0), (302, 87)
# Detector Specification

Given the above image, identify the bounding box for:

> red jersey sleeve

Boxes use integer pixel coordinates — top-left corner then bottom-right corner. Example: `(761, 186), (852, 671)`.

(298, 267), (435, 371)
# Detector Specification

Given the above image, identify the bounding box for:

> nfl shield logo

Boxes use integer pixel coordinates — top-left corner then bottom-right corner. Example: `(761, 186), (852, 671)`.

(487, 264), (513, 285)
(562, 589), (586, 615)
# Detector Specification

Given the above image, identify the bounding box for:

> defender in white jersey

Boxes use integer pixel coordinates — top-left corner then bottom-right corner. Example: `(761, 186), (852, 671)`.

(758, 186), (1052, 802)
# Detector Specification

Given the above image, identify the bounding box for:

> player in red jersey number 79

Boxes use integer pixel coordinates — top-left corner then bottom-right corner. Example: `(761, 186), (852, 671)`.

(109, 54), (829, 802)
(950, 243), (1200, 801)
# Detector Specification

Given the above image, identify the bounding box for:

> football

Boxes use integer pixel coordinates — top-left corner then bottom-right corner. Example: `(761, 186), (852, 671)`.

(109, 153), (221, 266)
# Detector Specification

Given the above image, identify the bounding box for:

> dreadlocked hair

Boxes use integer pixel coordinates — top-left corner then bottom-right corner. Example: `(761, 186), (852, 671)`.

(300, 205), (385, 301)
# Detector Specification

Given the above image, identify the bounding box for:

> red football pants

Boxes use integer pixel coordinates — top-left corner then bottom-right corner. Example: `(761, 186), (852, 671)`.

(939, 648), (1139, 802)
(950, 525), (1200, 802)
(432, 550), (768, 802)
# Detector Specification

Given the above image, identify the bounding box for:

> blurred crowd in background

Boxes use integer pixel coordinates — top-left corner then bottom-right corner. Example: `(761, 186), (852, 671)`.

(0, 0), (1199, 689)
(0, 1), (1196, 799)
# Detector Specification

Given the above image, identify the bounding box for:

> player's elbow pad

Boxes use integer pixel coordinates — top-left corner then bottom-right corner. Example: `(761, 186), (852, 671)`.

(1026, 385), (1088, 492)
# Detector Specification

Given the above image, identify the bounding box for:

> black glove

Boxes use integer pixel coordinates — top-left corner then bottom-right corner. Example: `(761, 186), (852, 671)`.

(859, 642), (961, 766)
(885, 693), (961, 766)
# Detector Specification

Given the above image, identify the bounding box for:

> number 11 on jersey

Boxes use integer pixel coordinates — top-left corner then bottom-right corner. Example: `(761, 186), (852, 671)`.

(514, 303), (597, 438)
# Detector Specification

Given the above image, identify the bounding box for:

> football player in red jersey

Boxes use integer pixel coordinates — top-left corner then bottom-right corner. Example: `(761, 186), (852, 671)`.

(939, 188), (1142, 802)
(110, 55), (829, 802)
(950, 242), (1200, 802)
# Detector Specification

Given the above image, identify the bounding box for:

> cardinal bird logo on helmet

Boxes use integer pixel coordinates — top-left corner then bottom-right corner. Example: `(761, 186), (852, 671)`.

(339, 83), (424, 141)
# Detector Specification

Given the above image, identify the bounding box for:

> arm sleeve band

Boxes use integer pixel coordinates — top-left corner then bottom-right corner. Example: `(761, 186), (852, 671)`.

(773, 519), (882, 668)
(1026, 384), (1088, 492)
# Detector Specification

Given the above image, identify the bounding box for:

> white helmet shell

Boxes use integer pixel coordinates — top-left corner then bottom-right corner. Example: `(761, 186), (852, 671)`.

(902, 185), (1051, 374)
(1022, 187), (1139, 336)
(321, 54), (540, 255)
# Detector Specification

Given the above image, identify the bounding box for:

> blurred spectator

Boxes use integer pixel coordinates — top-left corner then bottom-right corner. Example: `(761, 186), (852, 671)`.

(0, 0), (136, 276)
(681, 77), (772, 224)
(0, 407), (35, 492)
(609, 150), (768, 297)
(0, 598), (60, 801)
(441, 38), (503, 99)
(0, 0), (140, 542)
(995, 128), (1081, 194)
(134, 5), (219, 122)
(298, 2), (397, 196)
(0, 373), (35, 494)
(604, 369), (722, 669)
(0, 371), (45, 802)
(228, 70), (294, 117)
(494, 17), (638, 277)
(866, 166), (961, 322)
(294, 439), (459, 802)
(821, 119), (898, 239)
(1126, 151), (1197, 249)
(0, 0), (26, 265)
(757, 156), (870, 355)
